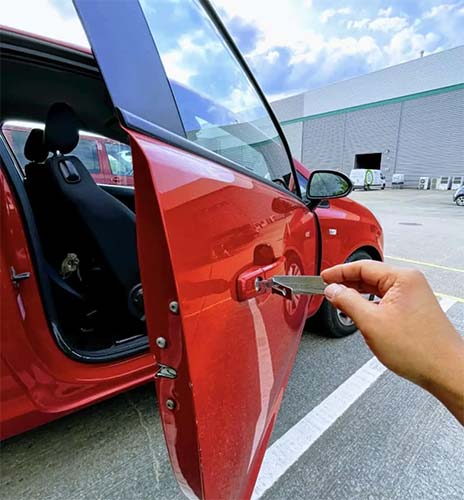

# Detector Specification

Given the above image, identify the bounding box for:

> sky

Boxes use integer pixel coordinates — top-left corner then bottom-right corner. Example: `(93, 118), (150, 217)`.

(2, 0), (464, 100)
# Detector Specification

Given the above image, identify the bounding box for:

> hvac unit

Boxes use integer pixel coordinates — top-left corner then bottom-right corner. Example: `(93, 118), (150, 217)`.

(437, 176), (452, 190)
(418, 177), (430, 190)
(392, 174), (405, 189)
(430, 178), (439, 190)
(451, 175), (464, 189)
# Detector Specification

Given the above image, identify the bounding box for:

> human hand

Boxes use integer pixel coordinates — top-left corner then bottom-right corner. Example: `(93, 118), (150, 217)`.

(321, 261), (464, 423)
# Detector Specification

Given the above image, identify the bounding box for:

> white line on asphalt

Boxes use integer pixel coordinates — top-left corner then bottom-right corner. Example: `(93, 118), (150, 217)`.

(252, 297), (457, 499)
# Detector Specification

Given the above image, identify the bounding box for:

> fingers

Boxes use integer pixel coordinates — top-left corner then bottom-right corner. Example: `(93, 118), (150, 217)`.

(334, 280), (380, 295)
(324, 283), (377, 329)
(322, 260), (398, 297)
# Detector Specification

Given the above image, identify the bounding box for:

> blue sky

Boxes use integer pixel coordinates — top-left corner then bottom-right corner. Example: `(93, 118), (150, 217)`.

(2, 0), (464, 99)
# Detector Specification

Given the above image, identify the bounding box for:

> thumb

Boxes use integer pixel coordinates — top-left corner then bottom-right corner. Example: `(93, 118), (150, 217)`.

(324, 284), (376, 328)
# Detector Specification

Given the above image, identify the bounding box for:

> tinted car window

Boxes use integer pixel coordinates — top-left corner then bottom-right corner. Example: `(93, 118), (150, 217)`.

(296, 171), (308, 198)
(3, 123), (101, 176)
(8, 129), (30, 168)
(139, 0), (293, 185)
(73, 138), (100, 173)
(105, 142), (134, 176)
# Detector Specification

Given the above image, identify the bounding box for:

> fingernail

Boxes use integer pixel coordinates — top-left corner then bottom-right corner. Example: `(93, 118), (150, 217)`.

(325, 283), (343, 299)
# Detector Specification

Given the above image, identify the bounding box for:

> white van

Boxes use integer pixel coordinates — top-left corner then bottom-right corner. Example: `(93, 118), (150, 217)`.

(350, 169), (386, 190)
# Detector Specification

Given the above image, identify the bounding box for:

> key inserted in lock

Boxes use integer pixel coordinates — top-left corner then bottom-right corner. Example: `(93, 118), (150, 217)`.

(256, 275), (327, 300)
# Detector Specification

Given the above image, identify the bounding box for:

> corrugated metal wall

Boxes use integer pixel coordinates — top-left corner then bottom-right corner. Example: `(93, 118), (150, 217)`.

(395, 88), (464, 186)
(281, 122), (303, 161)
(342, 104), (401, 180)
(277, 88), (464, 188)
(301, 114), (345, 170)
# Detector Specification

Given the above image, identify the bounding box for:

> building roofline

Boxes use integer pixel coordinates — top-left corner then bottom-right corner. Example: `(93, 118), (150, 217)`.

(278, 45), (464, 102)
(280, 82), (464, 127)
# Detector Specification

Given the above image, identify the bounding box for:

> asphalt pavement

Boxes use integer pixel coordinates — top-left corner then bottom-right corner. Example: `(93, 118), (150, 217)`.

(1, 188), (463, 500)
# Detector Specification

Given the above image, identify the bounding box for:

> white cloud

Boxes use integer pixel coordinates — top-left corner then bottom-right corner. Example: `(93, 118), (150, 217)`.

(214, 0), (314, 50)
(338, 8), (352, 15)
(378, 7), (393, 17)
(346, 18), (370, 29)
(368, 16), (409, 33)
(264, 50), (280, 64)
(423, 3), (457, 19)
(320, 8), (336, 23)
(320, 7), (352, 24)
(3, 0), (461, 100)
(347, 15), (408, 33)
(385, 27), (440, 65)
(1, 0), (88, 47)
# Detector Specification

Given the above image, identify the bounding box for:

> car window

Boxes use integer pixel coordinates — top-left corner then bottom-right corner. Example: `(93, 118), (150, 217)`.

(72, 138), (100, 173)
(2, 122), (102, 176)
(104, 142), (134, 176)
(139, 0), (293, 186)
(296, 171), (308, 198)
(7, 128), (30, 168)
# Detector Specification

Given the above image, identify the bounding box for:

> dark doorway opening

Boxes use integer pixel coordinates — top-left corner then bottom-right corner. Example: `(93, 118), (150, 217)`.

(354, 153), (381, 169)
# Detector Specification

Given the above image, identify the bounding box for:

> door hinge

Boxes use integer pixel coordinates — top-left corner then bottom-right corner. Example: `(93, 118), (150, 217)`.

(155, 364), (177, 379)
(10, 267), (31, 288)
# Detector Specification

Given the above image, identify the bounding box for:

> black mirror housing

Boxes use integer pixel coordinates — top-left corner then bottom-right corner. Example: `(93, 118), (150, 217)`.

(305, 170), (353, 203)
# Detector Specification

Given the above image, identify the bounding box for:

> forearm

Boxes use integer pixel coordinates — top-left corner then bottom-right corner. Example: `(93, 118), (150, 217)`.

(420, 332), (464, 425)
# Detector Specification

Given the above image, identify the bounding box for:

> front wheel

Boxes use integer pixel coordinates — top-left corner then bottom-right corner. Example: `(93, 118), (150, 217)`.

(456, 195), (464, 206)
(317, 249), (375, 338)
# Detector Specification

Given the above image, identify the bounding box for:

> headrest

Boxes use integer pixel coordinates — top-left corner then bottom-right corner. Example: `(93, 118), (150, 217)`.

(45, 103), (80, 154)
(24, 129), (48, 163)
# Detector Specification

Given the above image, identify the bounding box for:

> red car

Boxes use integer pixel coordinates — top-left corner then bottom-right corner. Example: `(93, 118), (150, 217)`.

(0, 2), (383, 498)
(3, 123), (134, 186)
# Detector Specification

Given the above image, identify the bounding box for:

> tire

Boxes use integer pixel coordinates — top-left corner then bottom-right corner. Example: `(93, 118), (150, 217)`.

(318, 249), (374, 338)
(456, 195), (464, 207)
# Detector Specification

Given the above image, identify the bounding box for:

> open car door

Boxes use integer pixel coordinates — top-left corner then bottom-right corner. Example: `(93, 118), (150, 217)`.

(74, 0), (318, 498)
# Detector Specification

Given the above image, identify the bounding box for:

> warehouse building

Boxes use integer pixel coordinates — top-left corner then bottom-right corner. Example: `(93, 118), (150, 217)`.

(272, 46), (464, 188)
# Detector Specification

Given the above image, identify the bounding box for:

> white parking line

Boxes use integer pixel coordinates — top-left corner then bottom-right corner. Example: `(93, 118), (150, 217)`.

(252, 297), (457, 499)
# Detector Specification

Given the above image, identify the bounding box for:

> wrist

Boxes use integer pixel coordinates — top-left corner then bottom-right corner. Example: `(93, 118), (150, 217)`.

(420, 333), (464, 424)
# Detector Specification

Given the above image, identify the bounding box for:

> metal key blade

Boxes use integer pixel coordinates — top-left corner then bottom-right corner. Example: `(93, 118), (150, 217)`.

(258, 275), (327, 299)
(272, 275), (327, 295)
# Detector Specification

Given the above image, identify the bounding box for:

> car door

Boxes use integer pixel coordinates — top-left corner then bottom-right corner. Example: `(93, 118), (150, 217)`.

(75, 1), (317, 498)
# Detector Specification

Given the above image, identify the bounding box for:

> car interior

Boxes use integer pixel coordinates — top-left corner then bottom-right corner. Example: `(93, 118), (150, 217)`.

(0, 29), (300, 362)
(0, 31), (148, 361)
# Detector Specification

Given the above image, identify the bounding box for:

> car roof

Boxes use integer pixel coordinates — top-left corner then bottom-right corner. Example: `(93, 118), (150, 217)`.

(0, 24), (91, 55)
(0, 26), (129, 143)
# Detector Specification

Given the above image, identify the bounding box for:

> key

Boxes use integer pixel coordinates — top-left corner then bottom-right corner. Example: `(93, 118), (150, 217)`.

(257, 275), (327, 300)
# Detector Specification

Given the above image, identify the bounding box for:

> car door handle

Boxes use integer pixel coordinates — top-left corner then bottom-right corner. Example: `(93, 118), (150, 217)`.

(236, 257), (285, 301)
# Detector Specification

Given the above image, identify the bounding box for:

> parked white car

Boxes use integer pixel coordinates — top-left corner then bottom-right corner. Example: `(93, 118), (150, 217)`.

(350, 169), (386, 190)
(453, 183), (464, 206)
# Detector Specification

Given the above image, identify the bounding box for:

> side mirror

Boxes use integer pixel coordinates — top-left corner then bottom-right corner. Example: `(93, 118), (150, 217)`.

(306, 170), (352, 203)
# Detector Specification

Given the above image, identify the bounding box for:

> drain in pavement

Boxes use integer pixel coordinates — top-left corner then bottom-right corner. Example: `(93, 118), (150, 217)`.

(398, 222), (423, 226)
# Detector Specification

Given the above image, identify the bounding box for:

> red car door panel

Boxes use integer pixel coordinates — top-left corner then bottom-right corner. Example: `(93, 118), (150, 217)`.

(131, 131), (317, 498)
(75, 0), (317, 496)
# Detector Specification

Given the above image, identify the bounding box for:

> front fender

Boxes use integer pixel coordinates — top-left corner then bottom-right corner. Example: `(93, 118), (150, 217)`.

(307, 196), (383, 317)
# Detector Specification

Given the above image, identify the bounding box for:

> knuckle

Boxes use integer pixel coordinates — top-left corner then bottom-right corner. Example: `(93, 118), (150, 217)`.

(406, 268), (425, 283)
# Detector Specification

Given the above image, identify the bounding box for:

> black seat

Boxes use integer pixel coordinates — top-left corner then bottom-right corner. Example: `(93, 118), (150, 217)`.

(36, 103), (142, 320)
(24, 128), (48, 167)
(23, 128), (48, 199)
(23, 129), (57, 254)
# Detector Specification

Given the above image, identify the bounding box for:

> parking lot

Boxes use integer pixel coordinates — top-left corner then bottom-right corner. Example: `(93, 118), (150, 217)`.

(1, 189), (463, 500)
